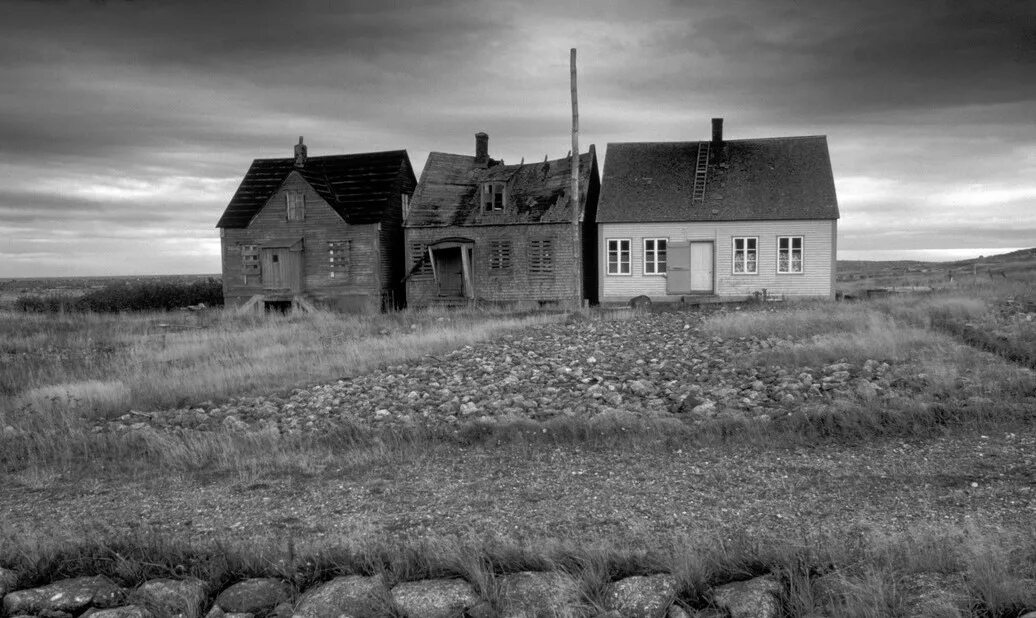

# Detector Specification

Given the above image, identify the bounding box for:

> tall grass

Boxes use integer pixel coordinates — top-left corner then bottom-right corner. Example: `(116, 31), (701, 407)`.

(0, 307), (564, 433)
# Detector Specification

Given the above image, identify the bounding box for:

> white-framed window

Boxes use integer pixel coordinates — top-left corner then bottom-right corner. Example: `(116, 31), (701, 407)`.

(286, 191), (305, 221)
(644, 238), (668, 275)
(241, 244), (260, 275)
(777, 236), (803, 273)
(606, 238), (631, 275)
(732, 237), (758, 274)
(328, 240), (351, 279)
(481, 182), (505, 212)
(529, 238), (554, 279)
(488, 239), (513, 271)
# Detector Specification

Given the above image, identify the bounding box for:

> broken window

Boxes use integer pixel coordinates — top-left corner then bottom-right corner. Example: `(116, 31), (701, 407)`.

(241, 244), (260, 275)
(644, 238), (668, 274)
(777, 236), (803, 273)
(529, 238), (554, 279)
(606, 239), (631, 275)
(488, 239), (513, 270)
(481, 182), (505, 212)
(733, 237), (758, 274)
(410, 242), (432, 280)
(286, 190), (305, 221)
(328, 240), (351, 279)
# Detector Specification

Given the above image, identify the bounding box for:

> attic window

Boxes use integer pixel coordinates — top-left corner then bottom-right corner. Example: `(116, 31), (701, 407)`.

(529, 238), (554, 279)
(328, 240), (351, 279)
(286, 191), (305, 221)
(481, 182), (505, 212)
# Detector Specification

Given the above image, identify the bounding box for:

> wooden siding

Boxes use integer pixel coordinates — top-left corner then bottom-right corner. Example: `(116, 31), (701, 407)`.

(379, 162), (416, 308)
(405, 223), (582, 307)
(598, 219), (835, 302)
(221, 171), (383, 312)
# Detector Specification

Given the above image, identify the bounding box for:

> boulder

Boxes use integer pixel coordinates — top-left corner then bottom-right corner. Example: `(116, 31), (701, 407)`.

(711, 576), (780, 618)
(603, 574), (677, 618)
(628, 296), (652, 310)
(291, 575), (384, 618)
(2, 575), (125, 616)
(86, 605), (155, 618)
(495, 571), (586, 618)
(214, 579), (291, 617)
(390, 578), (480, 618)
(130, 578), (207, 618)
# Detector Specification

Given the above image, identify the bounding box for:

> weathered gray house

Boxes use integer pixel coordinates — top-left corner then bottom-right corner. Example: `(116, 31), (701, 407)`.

(597, 119), (840, 302)
(216, 138), (416, 312)
(404, 133), (600, 307)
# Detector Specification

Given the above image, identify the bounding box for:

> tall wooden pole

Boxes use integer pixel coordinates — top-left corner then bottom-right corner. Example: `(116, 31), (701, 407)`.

(570, 47), (581, 304)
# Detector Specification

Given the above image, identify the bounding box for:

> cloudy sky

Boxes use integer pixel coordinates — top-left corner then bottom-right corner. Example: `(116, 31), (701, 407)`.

(1, 0), (1034, 277)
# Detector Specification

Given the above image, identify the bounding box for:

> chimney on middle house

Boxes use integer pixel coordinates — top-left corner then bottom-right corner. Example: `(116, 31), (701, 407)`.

(294, 136), (307, 168)
(711, 118), (723, 144)
(475, 132), (489, 166)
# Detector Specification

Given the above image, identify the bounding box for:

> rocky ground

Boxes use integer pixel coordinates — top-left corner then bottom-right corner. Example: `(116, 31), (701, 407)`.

(97, 310), (913, 436)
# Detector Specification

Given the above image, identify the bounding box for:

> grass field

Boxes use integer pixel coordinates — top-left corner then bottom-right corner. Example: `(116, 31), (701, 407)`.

(2, 260), (1035, 616)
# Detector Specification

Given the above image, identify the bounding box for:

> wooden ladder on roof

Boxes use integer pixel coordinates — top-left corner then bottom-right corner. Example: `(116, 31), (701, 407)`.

(691, 142), (710, 205)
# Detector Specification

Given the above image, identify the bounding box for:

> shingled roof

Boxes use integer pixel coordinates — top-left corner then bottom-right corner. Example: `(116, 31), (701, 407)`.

(597, 136), (839, 223)
(216, 150), (415, 228)
(405, 147), (598, 227)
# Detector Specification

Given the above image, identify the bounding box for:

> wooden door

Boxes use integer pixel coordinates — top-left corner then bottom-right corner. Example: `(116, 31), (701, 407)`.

(666, 241), (691, 294)
(689, 241), (714, 292)
(434, 247), (464, 297)
(261, 248), (289, 289)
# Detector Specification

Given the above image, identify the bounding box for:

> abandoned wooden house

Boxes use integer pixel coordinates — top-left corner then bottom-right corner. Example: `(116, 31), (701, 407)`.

(403, 132), (600, 307)
(596, 119), (840, 302)
(216, 138), (416, 312)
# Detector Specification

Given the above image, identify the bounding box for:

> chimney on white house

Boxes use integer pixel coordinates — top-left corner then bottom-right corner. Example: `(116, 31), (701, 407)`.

(475, 132), (489, 166)
(294, 136), (307, 167)
(711, 118), (723, 143)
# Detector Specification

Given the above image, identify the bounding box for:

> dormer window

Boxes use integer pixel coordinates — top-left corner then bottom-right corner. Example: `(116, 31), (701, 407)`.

(481, 182), (505, 212)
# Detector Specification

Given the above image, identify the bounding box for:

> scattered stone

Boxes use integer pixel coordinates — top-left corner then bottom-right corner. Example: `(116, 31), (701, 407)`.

(603, 574), (677, 618)
(291, 575), (384, 618)
(495, 571), (585, 618)
(3, 576), (125, 616)
(711, 576), (781, 618)
(666, 605), (691, 618)
(214, 579), (291, 616)
(628, 295), (652, 309)
(130, 578), (207, 618)
(86, 605), (154, 618)
(390, 578), (480, 618)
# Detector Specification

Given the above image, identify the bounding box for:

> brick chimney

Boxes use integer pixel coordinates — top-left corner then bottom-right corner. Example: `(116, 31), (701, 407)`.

(475, 132), (489, 166)
(711, 118), (723, 143)
(294, 136), (307, 168)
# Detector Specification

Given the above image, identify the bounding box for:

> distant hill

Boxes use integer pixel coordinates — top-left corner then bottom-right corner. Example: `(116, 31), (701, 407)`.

(837, 247), (1036, 286)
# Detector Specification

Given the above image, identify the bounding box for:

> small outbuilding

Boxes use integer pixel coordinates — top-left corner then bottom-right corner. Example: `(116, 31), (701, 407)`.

(597, 119), (840, 303)
(216, 138), (416, 312)
(403, 132), (600, 308)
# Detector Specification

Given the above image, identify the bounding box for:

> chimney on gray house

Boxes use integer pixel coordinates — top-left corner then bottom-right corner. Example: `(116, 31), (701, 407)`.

(475, 132), (489, 166)
(711, 118), (723, 144)
(294, 136), (307, 168)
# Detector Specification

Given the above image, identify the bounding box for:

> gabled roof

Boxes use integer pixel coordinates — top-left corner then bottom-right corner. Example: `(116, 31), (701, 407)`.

(597, 136), (839, 223)
(216, 150), (415, 228)
(405, 147), (598, 227)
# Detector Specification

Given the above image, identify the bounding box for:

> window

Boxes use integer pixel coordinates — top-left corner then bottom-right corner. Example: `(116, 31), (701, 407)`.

(410, 242), (432, 280)
(644, 238), (668, 275)
(328, 240), (351, 279)
(529, 238), (554, 279)
(481, 182), (505, 212)
(777, 236), (803, 273)
(241, 245), (260, 275)
(286, 191), (305, 221)
(606, 239), (631, 275)
(488, 239), (513, 271)
(732, 237), (758, 274)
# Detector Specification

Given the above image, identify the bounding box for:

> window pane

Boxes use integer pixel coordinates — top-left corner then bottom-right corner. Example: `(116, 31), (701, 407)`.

(793, 237), (802, 249)
(747, 238), (756, 250)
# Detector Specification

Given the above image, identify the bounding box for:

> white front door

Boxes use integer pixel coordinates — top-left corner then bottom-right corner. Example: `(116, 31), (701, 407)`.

(689, 242), (714, 292)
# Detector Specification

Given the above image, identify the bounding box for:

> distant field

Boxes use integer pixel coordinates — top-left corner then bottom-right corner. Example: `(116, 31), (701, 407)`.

(0, 273), (221, 308)
(837, 247), (1036, 292)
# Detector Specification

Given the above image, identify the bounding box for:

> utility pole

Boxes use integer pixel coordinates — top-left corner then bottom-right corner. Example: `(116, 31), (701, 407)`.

(570, 48), (581, 305)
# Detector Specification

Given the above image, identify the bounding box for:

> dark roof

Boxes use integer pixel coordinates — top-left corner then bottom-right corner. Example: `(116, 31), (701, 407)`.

(405, 147), (598, 227)
(216, 150), (415, 228)
(597, 136), (839, 223)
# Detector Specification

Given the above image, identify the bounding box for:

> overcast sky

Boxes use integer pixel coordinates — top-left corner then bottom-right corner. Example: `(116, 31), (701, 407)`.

(1, 0), (1033, 277)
